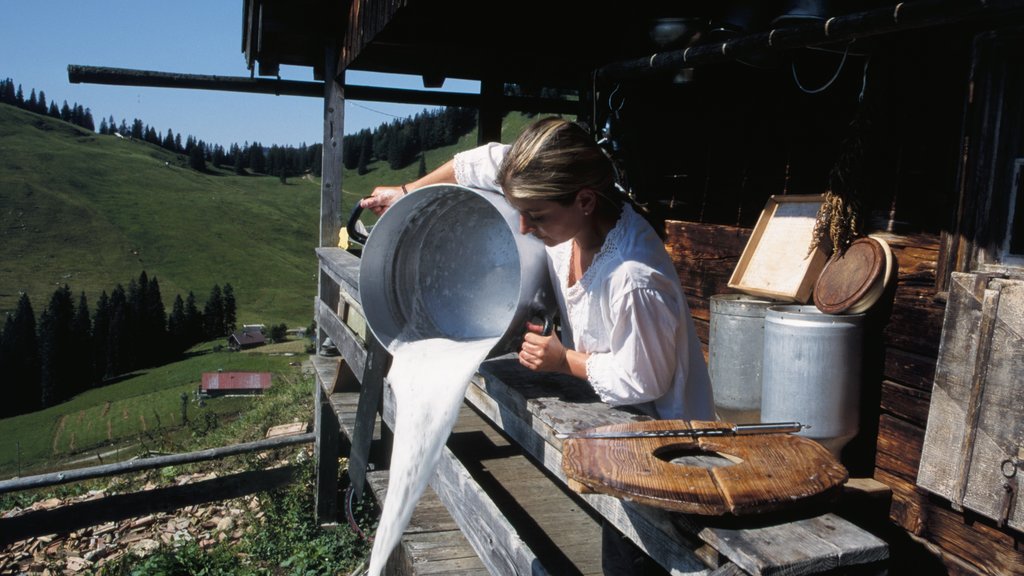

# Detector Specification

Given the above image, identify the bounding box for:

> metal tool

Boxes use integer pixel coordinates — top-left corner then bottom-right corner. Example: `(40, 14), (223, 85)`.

(555, 421), (807, 440)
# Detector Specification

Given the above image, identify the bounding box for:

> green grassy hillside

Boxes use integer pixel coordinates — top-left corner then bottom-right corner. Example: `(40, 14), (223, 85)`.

(1, 104), (547, 326)
(0, 103), (319, 327)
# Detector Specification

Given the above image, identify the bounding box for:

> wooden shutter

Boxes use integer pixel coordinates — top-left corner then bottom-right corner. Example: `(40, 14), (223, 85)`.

(917, 272), (1024, 530)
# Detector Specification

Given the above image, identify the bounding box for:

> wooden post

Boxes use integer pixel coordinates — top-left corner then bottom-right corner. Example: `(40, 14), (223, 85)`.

(315, 41), (345, 526)
(348, 334), (388, 499)
(315, 375), (341, 525)
(478, 78), (503, 144)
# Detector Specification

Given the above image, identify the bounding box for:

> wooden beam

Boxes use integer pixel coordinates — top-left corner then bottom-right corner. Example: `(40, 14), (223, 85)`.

(1, 467), (297, 546)
(67, 64), (579, 114)
(67, 64), (324, 97)
(0, 434), (313, 495)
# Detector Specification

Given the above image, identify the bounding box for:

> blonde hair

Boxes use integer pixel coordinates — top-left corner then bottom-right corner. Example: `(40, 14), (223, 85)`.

(497, 117), (619, 207)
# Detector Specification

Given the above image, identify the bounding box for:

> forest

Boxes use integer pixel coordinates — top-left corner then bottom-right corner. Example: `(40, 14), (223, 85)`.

(0, 273), (237, 418)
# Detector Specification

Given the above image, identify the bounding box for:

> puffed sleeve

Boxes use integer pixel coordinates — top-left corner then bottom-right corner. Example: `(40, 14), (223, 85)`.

(453, 143), (510, 192)
(585, 286), (682, 407)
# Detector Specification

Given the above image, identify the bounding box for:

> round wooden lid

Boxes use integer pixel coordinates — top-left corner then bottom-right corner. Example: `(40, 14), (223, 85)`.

(813, 237), (886, 314)
(561, 420), (848, 516)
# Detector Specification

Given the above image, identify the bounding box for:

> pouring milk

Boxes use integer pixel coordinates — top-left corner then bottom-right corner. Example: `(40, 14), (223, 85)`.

(366, 335), (499, 576)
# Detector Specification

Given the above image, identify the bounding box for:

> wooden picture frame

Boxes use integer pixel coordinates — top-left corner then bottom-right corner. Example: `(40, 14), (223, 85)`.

(728, 194), (829, 303)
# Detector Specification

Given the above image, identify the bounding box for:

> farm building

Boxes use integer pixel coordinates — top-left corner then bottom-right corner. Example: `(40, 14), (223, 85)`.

(228, 327), (266, 350)
(200, 371), (272, 396)
(69, 0), (1024, 574)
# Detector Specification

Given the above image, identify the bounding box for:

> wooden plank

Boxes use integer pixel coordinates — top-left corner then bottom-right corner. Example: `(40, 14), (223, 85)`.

(917, 272), (989, 499)
(876, 415), (925, 482)
(315, 378), (340, 524)
(879, 380), (932, 427)
(698, 514), (886, 576)
(1, 467), (297, 546)
(664, 220), (751, 319)
(882, 348), (936, 393)
(317, 298), (366, 377)
(961, 278), (1024, 530)
(876, 468), (1024, 576)
(349, 335), (388, 499)
(317, 247), (361, 300)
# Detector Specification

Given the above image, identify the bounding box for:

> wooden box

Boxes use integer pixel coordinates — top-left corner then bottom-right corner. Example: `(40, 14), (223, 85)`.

(728, 194), (828, 303)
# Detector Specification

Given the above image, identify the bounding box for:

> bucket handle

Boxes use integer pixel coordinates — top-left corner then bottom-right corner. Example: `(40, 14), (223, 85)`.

(528, 312), (554, 337)
(346, 201), (368, 245)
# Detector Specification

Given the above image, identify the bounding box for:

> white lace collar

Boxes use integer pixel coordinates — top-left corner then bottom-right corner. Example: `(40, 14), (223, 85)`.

(560, 205), (634, 296)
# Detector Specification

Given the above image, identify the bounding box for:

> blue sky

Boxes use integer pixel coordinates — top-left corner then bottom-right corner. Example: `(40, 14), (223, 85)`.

(1, 1), (480, 147)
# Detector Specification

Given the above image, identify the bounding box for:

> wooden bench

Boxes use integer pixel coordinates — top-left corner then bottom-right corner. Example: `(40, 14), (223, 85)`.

(313, 246), (889, 575)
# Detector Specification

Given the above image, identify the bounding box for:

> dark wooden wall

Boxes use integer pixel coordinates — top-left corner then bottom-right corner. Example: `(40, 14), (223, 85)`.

(647, 25), (1023, 576)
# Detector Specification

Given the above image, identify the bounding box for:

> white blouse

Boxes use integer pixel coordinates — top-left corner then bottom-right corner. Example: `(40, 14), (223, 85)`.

(454, 144), (716, 421)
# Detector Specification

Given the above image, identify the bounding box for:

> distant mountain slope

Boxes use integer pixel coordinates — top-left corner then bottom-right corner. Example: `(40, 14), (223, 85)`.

(0, 103), (319, 327)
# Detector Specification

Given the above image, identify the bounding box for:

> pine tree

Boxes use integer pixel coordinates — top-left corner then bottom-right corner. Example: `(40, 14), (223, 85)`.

(5, 294), (41, 415)
(82, 108), (95, 131)
(203, 285), (225, 339)
(146, 276), (168, 364)
(92, 291), (110, 383)
(357, 137), (371, 176)
(38, 285), (75, 407)
(106, 285), (128, 377)
(189, 145), (206, 171)
(184, 291), (203, 346)
(418, 154), (428, 178)
(222, 284), (237, 335)
(168, 294), (187, 354)
(71, 292), (93, 394)
(233, 148), (246, 175)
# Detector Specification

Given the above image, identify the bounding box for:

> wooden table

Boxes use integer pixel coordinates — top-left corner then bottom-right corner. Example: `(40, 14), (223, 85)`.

(314, 247), (889, 575)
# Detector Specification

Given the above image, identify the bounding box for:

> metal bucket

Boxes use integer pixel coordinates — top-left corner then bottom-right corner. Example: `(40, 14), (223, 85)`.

(353, 184), (555, 357)
(708, 294), (774, 423)
(760, 305), (865, 458)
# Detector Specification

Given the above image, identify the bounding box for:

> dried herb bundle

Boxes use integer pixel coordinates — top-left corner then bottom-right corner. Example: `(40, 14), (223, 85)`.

(812, 109), (867, 257)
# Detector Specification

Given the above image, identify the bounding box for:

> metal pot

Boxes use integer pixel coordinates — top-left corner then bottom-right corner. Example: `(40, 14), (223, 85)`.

(351, 184), (555, 357)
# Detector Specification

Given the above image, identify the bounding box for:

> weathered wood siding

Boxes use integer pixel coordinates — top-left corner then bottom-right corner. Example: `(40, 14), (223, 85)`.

(665, 222), (1023, 575)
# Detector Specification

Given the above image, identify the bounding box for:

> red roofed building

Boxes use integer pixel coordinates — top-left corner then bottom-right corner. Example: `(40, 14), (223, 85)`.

(200, 372), (272, 396)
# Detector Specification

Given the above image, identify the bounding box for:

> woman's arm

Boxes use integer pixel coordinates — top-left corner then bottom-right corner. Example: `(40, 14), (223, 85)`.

(359, 160), (457, 215)
(359, 142), (510, 215)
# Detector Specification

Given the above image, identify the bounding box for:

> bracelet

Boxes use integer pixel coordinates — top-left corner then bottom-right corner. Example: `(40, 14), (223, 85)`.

(401, 184), (409, 195)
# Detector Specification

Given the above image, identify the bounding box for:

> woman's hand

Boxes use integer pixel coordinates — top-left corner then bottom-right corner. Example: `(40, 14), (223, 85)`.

(360, 185), (406, 216)
(519, 321), (570, 374)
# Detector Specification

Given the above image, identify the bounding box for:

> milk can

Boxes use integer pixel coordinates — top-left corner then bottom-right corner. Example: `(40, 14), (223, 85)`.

(350, 184), (556, 357)
(760, 305), (865, 458)
(708, 294), (774, 423)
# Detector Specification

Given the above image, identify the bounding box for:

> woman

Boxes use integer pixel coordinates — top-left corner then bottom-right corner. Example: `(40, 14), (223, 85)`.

(362, 117), (714, 575)
(361, 117), (715, 423)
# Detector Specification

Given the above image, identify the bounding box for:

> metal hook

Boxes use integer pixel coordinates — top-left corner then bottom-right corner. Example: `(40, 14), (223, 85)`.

(607, 84), (625, 116)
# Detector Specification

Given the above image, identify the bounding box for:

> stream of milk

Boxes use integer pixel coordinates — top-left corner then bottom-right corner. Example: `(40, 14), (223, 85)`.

(366, 335), (500, 576)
